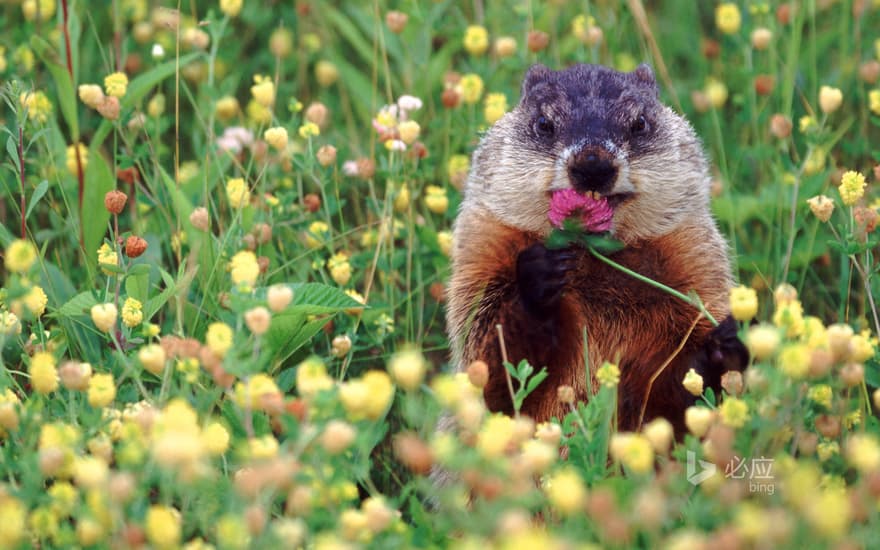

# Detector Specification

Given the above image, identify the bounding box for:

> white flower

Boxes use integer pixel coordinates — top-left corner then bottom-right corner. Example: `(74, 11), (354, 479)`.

(151, 44), (165, 59)
(397, 95), (423, 113)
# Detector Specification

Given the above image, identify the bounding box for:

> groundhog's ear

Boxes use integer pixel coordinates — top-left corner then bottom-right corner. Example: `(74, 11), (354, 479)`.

(633, 63), (658, 95)
(521, 64), (551, 101)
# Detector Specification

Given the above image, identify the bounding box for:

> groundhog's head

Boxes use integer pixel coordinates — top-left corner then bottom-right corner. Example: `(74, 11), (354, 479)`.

(464, 63), (712, 243)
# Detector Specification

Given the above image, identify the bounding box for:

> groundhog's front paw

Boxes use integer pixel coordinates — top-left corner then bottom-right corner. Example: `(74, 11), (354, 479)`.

(696, 314), (750, 391)
(515, 243), (576, 317)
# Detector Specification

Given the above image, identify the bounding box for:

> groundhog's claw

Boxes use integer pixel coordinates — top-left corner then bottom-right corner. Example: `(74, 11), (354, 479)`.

(516, 243), (575, 317)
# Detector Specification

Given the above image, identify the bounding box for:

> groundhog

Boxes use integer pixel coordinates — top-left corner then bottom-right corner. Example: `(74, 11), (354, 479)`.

(446, 63), (747, 435)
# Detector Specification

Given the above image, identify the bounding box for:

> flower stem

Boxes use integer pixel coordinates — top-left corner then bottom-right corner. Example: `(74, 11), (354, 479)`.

(587, 247), (719, 327)
(18, 126), (25, 238)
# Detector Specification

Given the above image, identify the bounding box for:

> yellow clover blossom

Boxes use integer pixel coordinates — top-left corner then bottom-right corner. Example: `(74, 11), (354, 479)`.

(219, 0), (243, 17)
(463, 25), (489, 56)
(5, 239), (38, 273)
(251, 75), (276, 107)
(424, 185), (449, 214)
(808, 384), (833, 409)
(715, 3), (742, 35)
(869, 90), (880, 116)
(145, 505), (181, 550)
(19, 90), (52, 124)
(97, 243), (119, 276)
(483, 92), (508, 125)
(87, 373), (116, 408)
(298, 122), (320, 139)
(103, 72), (129, 98)
(729, 285), (758, 321)
(388, 348), (427, 391)
(296, 356), (334, 397)
(609, 432), (655, 473)
(65, 143), (88, 176)
(264, 126), (288, 151)
(121, 297), (143, 328)
(202, 422), (230, 455)
(229, 250), (260, 287)
(458, 74), (484, 105)
(362, 370), (395, 419)
(327, 252), (352, 286)
(304, 221), (330, 249)
(205, 322), (234, 358)
(30, 351), (58, 395)
(596, 361), (620, 388)
(476, 414), (515, 458)
(22, 0), (56, 21)
(24, 285), (48, 317)
(233, 374), (281, 411)
(838, 170), (866, 206)
(719, 396), (750, 428)
(226, 177), (251, 209)
(545, 467), (586, 515)
(778, 343), (810, 379)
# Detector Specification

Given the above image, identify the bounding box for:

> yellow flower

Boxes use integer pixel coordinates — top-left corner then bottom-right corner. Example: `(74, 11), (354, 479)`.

(808, 384), (833, 409)
(121, 297), (143, 328)
(424, 185), (449, 214)
(0, 497), (26, 547)
(233, 373), (281, 411)
(226, 177), (250, 209)
(250, 75), (275, 107)
(805, 489), (850, 539)
(643, 417), (674, 454)
(215, 96), (239, 120)
(362, 370), (395, 419)
(248, 435), (279, 459)
(838, 170), (866, 206)
(103, 72), (128, 97)
(483, 92), (508, 125)
(267, 284), (294, 312)
(437, 231), (452, 257)
(138, 344), (167, 375)
(729, 285), (758, 321)
(30, 351), (58, 395)
(145, 505), (181, 550)
(819, 85), (843, 114)
(245, 99), (271, 124)
(298, 122), (320, 139)
(0, 311), (22, 337)
(476, 414), (515, 458)
(803, 148), (827, 176)
(458, 74), (484, 105)
(97, 243), (119, 276)
(778, 343), (810, 379)
(216, 515), (250, 549)
(297, 356), (334, 397)
(849, 331), (876, 362)
(19, 90), (52, 124)
(147, 94), (165, 117)
(315, 60), (340, 87)
(264, 126), (288, 151)
(705, 78), (728, 109)
(74, 456), (109, 489)
(545, 467), (585, 515)
(596, 361), (620, 388)
(5, 239), (38, 273)
(88, 373), (116, 408)
(682, 368), (704, 396)
(202, 422), (230, 455)
(715, 3), (742, 34)
(205, 322), (234, 358)
(463, 25), (489, 56)
(66, 143), (88, 176)
(21, 285), (47, 318)
(869, 90), (880, 116)
(609, 432), (655, 473)
(773, 299), (804, 337)
(807, 195), (835, 222)
(229, 250), (260, 287)
(219, 0), (242, 17)
(846, 433), (880, 473)
(304, 221), (330, 249)
(327, 252), (352, 286)
(22, 0), (56, 21)
(388, 348), (427, 391)
(719, 396), (749, 428)
(447, 154), (470, 188)
(78, 84), (104, 109)
(397, 120), (420, 145)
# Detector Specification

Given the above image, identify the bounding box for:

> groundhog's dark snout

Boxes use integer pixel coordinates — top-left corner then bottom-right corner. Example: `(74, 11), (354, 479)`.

(568, 147), (618, 194)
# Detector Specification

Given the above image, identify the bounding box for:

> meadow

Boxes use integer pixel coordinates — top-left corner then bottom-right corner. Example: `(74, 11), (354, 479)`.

(0, 0), (879, 548)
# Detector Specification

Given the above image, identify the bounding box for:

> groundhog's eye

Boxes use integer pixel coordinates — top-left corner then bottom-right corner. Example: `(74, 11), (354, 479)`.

(534, 115), (555, 138)
(630, 114), (649, 136)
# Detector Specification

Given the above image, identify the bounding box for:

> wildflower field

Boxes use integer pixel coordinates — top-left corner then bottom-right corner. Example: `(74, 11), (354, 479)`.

(1, 0), (880, 548)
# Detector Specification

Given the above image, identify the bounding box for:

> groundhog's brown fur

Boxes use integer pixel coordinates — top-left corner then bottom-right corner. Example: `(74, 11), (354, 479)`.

(446, 64), (745, 434)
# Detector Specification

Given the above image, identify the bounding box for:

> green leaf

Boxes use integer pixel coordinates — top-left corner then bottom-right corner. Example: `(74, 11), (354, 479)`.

(81, 154), (114, 274)
(56, 291), (98, 318)
(30, 35), (78, 140)
(125, 268), (150, 304)
(290, 283), (365, 314)
(25, 180), (48, 220)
